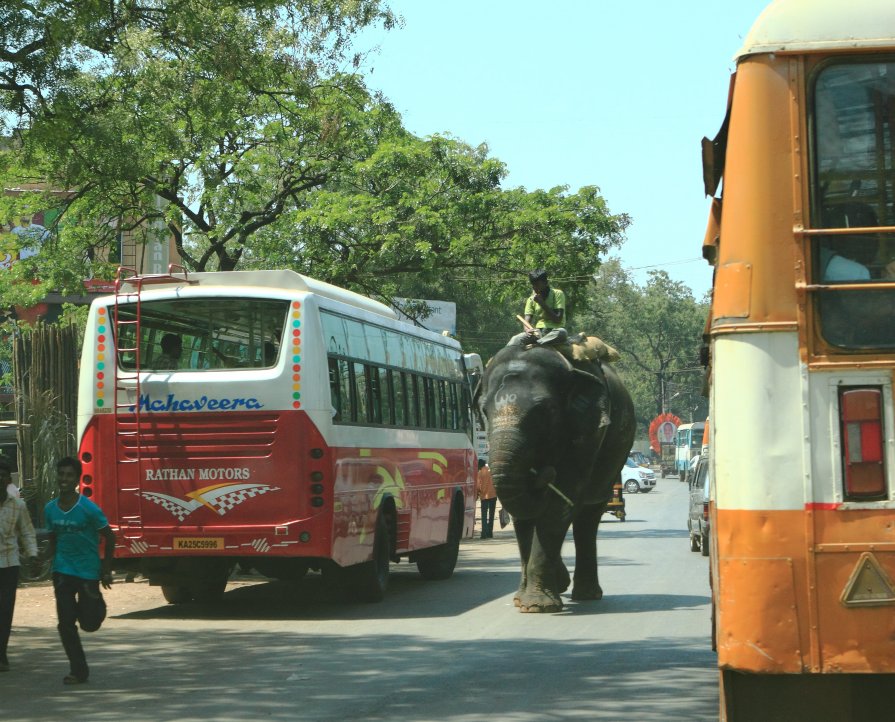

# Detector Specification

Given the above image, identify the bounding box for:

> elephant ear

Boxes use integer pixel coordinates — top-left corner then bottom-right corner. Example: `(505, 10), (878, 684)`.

(566, 368), (610, 443)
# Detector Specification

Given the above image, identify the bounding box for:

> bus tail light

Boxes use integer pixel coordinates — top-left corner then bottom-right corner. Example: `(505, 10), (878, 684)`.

(839, 387), (886, 499)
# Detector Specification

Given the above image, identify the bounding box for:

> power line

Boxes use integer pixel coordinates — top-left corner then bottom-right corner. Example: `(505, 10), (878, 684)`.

(626, 258), (704, 271)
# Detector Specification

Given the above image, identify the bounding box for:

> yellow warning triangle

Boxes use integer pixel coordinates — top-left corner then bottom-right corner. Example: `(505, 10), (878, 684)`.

(841, 552), (895, 607)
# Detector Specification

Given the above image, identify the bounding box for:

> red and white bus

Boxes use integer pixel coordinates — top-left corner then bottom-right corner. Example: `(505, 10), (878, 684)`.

(76, 268), (477, 603)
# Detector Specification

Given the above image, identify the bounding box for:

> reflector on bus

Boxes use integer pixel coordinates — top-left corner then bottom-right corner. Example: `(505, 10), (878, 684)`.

(839, 387), (886, 499)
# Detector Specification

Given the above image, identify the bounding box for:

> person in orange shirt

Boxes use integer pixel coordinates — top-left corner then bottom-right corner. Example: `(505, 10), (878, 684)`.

(476, 459), (497, 539)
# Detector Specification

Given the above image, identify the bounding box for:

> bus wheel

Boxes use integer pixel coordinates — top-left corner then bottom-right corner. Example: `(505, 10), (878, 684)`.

(701, 532), (710, 557)
(690, 531), (700, 553)
(350, 512), (391, 603)
(416, 498), (463, 581)
(161, 585), (193, 604)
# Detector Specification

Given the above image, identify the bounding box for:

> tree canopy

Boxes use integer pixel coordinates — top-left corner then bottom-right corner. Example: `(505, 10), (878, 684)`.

(0, 0), (629, 312)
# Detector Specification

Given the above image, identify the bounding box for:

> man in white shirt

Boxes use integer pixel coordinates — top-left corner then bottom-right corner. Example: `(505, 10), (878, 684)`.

(0, 458), (37, 672)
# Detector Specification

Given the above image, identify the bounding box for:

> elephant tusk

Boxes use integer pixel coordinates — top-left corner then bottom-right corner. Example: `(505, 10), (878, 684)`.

(547, 483), (573, 507)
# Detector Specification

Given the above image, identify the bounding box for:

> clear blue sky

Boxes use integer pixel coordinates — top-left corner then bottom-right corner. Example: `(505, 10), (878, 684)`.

(356, 0), (773, 299)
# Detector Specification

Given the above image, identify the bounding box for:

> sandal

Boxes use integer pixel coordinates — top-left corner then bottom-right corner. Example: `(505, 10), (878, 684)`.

(63, 674), (88, 685)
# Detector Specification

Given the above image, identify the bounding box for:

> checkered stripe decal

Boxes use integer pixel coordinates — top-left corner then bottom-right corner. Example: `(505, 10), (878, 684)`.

(210, 486), (274, 515)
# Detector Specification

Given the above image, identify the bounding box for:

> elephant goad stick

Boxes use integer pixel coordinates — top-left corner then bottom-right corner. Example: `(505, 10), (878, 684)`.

(516, 314), (535, 332)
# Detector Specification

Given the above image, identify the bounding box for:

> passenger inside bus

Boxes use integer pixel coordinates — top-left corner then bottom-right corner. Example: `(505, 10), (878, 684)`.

(154, 333), (184, 369)
(818, 202), (895, 282)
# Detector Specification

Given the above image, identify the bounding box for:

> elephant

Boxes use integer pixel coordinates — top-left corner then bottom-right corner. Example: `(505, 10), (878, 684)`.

(476, 338), (635, 612)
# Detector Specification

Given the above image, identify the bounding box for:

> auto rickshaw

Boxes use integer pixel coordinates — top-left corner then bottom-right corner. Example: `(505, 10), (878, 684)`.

(604, 478), (626, 521)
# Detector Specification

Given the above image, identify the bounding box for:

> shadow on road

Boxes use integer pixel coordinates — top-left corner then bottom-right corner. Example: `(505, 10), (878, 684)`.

(4, 627), (717, 722)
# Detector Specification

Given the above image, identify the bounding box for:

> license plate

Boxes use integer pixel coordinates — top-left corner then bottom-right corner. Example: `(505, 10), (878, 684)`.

(174, 537), (224, 550)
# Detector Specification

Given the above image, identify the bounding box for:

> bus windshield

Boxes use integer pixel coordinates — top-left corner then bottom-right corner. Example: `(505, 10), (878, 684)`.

(114, 297), (289, 371)
(812, 58), (895, 349)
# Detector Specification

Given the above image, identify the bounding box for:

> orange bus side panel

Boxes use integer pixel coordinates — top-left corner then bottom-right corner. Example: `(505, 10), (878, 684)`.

(717, 508), (895, 673)
(718, 556), (803, 672)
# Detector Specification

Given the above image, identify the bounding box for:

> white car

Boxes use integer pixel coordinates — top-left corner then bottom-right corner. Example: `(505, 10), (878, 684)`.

(621, 457), (657, 494)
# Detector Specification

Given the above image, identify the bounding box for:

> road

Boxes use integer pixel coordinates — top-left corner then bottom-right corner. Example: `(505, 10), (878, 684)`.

(6, 478), (718, 721)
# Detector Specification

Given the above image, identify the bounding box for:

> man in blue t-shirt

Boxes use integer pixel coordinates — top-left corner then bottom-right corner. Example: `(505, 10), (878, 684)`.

(44, 457), (115, 685)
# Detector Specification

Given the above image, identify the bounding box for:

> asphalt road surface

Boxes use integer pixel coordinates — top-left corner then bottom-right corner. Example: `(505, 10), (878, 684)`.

(6, 477), (717, 721)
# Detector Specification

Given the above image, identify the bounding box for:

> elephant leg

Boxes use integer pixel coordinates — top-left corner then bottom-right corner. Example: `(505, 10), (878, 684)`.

(512, 519), (534, 607)
(571, 502), (605, 601)
(554, 556), (571, 595)
(517, 519), (571, 613)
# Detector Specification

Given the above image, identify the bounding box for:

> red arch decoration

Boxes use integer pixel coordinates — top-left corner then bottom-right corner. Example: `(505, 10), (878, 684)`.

(648, 413), (682, 454)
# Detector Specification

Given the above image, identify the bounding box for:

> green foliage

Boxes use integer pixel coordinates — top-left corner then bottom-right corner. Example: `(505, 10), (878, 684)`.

(577, 259), (709, 437)
(1, 1), (398, 292)
(1, 1), (628, 317)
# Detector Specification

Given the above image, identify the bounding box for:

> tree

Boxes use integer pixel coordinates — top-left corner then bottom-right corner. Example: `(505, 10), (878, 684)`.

(577, 259), (709, 436)
(1, 1), (397, 299)
(0, 2), (629, 316)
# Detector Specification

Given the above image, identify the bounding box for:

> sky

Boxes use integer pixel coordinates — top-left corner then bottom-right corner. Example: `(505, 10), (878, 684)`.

(355, 0), (775, 300)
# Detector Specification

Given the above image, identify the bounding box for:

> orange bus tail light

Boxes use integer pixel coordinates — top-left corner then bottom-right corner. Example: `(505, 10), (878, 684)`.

(839, 388), (886, 499)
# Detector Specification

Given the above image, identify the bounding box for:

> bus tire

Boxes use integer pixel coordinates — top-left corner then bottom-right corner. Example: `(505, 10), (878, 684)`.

(350, 511), (391, 603)
(416, 497), (463, 581)
(701, 532), (710, 557)
(161, 585), (193, 604)
(690, 531), (700, 553)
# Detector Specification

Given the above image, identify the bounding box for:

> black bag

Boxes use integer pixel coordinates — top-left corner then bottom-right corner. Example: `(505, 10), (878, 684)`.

(499, 507), (511, 529)
(77, 581), (107, 633)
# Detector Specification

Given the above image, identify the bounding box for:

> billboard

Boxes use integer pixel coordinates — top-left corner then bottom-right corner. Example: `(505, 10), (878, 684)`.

(393, 298), (457, 336)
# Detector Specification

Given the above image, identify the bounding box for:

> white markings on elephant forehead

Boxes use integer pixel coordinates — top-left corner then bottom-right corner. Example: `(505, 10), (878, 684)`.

(507, 360), (527, 372)
(494, 375), (520, 411)
(494, 391), (517, 410)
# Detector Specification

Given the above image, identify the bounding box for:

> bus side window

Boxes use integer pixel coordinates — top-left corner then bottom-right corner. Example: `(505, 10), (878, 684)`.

(437, 380), (449, 429)
(423, 377), (437, 428)
(341, 360), (356, 423)
(380, 368), (393, 425)
(418, 377), (428, 427)
(369, 365), (383, 424)
(354, 362), (371, 423)
(393, 371), (406, 427)
(328, 357), (342, 421)
(407, 374), (420, 427)
(459, 383), (473, 437)
(449, 382), (460, 431)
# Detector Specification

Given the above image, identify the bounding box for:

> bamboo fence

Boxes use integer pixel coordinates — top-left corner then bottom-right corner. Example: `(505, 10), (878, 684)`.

(12, 323), (80, 523)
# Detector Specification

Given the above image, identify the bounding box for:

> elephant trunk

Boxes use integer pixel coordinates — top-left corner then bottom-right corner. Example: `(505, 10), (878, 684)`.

(488, 429), (555, 521)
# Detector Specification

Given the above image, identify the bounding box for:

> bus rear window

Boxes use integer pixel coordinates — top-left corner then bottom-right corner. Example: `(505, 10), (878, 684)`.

(114, 298), (288, 371)
(811, 59), (895, 349)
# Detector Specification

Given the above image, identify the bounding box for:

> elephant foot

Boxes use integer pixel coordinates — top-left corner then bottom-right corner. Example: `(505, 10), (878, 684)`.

(570, 582), (603, 601)
(556, 563), (571, 595)
(516, 587), (564, 613)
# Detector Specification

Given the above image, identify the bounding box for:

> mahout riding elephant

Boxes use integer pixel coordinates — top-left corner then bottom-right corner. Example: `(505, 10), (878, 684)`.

(477, 340), (635, 612)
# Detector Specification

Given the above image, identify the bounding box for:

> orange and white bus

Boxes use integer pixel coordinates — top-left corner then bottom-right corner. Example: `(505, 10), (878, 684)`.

(703, 0), (895, 717)
(76, 268), (476, 604)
